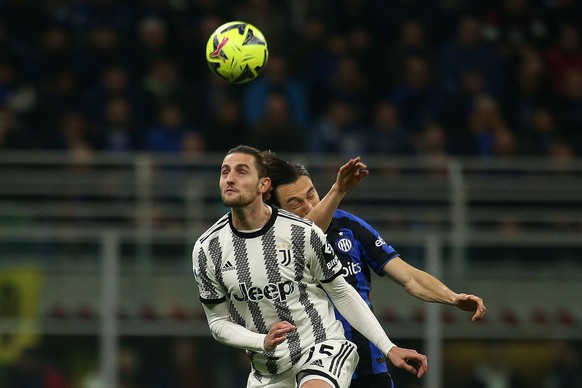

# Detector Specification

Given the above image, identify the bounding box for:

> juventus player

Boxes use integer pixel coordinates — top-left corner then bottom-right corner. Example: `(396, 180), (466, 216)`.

(262, 152), (486, 388)
(192, 145), (427, 388)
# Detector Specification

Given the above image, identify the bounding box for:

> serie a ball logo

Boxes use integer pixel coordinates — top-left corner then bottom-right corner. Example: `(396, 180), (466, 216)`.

(205, 21), (269, 84)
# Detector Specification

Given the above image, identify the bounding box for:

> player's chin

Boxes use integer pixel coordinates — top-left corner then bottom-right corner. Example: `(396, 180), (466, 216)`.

(222, 195), (252, 208)
(222, 196), (240, 207)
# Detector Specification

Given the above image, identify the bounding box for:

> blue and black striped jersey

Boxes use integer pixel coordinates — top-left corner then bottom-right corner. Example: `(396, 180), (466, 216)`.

(326, 209), (399, 379)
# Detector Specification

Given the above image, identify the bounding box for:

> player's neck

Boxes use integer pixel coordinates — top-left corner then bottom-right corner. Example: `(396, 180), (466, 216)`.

(231, 202), (272, 231)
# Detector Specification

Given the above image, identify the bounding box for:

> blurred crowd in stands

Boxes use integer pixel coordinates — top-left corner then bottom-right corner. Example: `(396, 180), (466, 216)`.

(0, 0), (581, 161)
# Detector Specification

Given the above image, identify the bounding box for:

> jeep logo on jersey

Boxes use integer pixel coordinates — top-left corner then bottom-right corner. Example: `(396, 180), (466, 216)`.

(232, 280), (295, 302)
(336, 238), (353, 253)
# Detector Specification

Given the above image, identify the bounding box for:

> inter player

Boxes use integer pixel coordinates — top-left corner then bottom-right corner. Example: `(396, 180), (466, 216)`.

(262, 152), (486, 388)
(192, 145), (427, 388)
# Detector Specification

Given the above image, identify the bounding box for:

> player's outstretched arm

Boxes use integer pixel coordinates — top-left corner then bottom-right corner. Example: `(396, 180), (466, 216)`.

(306, 157), (368, 230)
(333, 156), (368, 193)
(383, 257), (487, 321)
(321, 274), (428, 378)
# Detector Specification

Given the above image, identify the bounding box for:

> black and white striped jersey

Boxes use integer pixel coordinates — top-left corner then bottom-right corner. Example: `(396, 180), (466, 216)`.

(192, 206), (346, 377)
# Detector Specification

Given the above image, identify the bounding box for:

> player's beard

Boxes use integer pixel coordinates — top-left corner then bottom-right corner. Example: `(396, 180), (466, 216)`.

(221, 191), (256, 208)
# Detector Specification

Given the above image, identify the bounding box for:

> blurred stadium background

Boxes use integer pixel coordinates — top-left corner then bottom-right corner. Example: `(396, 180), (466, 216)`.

(1, 1), (582, 387)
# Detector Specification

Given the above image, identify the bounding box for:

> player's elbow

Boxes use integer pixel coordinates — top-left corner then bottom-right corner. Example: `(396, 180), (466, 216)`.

(208, 321), (228, 344)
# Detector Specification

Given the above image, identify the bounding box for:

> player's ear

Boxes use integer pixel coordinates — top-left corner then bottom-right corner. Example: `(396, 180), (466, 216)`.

(258, 177), (271, 194)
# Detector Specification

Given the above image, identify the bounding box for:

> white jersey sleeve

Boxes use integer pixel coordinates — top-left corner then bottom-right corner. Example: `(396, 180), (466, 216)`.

(321, 274), (396, 355)
(306, 224), (344, 283)
(202, 299), (266, 352)
(193, 237), (227, 304)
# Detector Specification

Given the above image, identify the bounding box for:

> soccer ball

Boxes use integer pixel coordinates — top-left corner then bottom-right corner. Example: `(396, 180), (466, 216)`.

(205, 21), (269, 84)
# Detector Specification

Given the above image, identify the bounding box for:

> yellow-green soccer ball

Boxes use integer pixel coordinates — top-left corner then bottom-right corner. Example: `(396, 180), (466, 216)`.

(206, 21), (269, 84)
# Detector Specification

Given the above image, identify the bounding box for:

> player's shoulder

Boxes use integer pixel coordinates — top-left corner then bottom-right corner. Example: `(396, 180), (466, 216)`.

(333, 209), (365, 224)
(196, 213), (230, 245)
(333, 209), (377, 231)
(276, 208), (313, 228)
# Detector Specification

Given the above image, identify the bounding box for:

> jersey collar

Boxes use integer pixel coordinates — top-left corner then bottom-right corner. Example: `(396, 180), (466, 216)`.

(229, 206), (278, 239)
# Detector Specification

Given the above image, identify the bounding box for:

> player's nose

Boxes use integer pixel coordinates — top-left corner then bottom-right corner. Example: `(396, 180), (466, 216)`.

(303, 202), (313, 216)
(225, 171), (236, 183)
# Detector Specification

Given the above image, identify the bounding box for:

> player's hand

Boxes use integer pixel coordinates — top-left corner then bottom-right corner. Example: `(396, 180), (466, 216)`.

(453, 293), (487, 321)
(263, 321), (296, 352)
(335, 156), (369, 194)
(387, 346), (428, 379)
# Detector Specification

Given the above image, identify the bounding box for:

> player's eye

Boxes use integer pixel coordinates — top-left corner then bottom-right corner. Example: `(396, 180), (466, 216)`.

(235, 166), (249, 175)
(289, 200), (301, 209)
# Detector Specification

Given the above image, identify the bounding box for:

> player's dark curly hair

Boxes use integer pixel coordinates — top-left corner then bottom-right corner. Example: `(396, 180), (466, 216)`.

(261, 151), (311, 207)
(226, 145), (269, 178)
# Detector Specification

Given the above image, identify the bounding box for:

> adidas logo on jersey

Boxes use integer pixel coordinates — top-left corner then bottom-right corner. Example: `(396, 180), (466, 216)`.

(222, 261), (235, 272)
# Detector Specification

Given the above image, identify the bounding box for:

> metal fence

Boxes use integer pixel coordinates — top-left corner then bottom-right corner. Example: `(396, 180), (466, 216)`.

(1, 152), (582, 387)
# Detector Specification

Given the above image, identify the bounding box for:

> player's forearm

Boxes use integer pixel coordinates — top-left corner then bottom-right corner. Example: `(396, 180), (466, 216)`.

(306, 183), (345, 230)
(405, 270), (457, 305)
(322, 276), (395, 355)
(203, 303), (265, 352)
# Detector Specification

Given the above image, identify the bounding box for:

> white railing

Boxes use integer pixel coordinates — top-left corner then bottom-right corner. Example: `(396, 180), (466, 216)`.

(2, 152), (582, 232)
